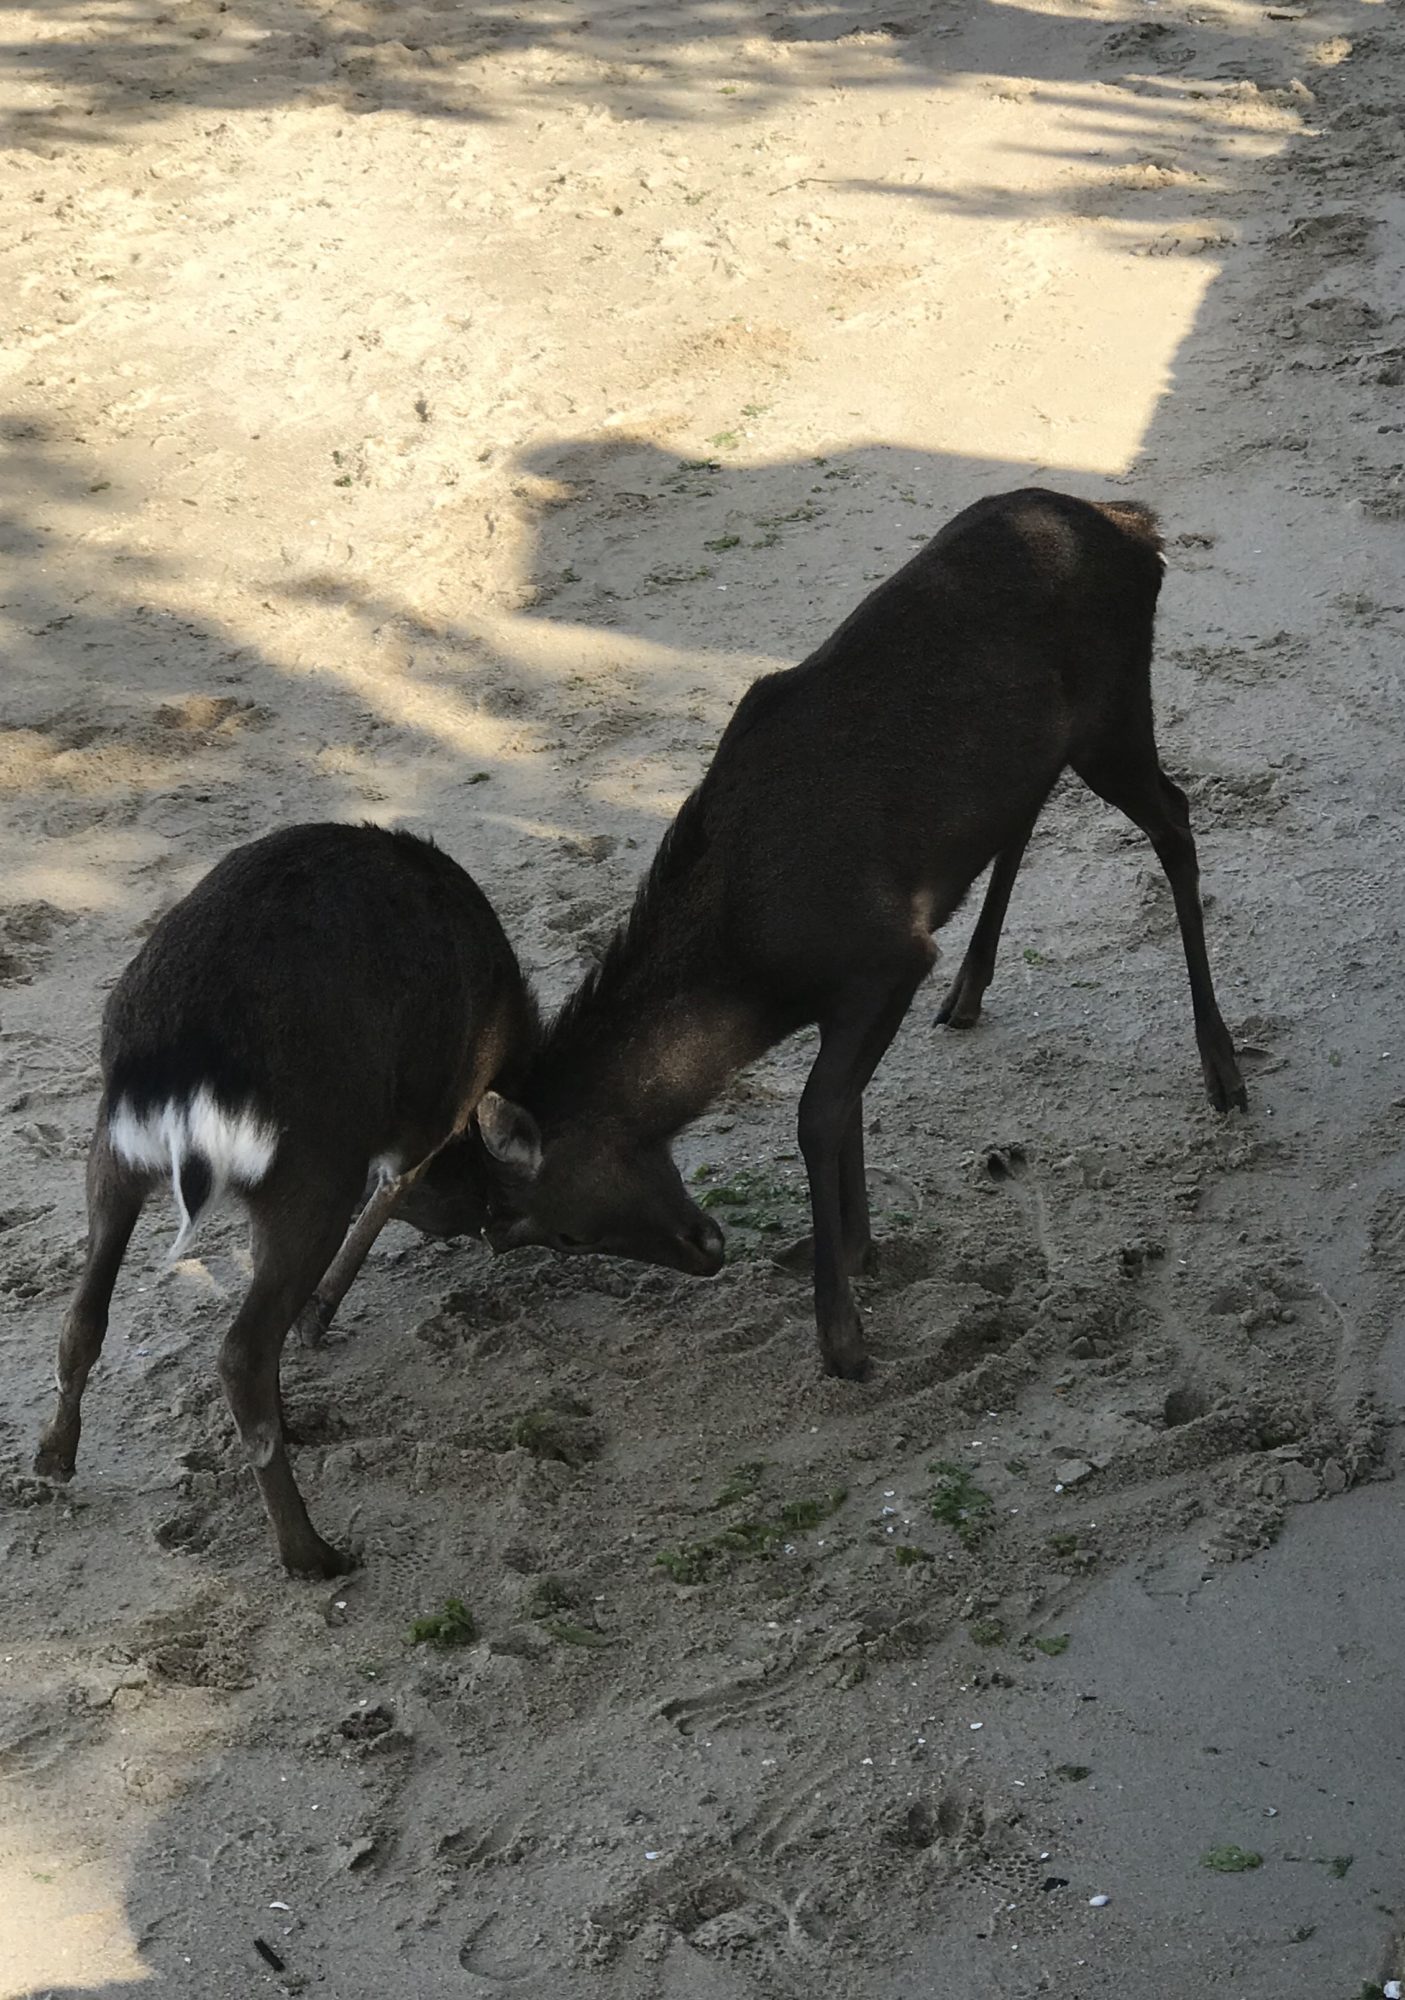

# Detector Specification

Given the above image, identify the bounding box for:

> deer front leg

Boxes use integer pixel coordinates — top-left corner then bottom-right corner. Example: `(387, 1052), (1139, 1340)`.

(773, 1107), (878, 1280)
(798, 967), (928, 1380)
(295, 1161), (431, 1348)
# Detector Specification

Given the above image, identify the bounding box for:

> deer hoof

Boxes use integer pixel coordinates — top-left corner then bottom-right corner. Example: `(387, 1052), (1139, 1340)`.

(819, 1309), (872, 1382)
(33, 1441), (76, 1483)
(936, 977), (983, 1029)
(824, 1347), (873, 1384)
(295, 1297), (331, 1349)
(283, 1534), (359, 1580)
(1201, 1043), (1248, 1114)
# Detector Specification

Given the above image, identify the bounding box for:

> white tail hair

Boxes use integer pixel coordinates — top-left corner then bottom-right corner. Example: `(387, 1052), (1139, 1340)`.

(109, 1089), (279, 1258)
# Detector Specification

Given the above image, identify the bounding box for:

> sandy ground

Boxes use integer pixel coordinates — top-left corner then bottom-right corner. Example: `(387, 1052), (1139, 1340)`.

(2, 0), (1404, 1994)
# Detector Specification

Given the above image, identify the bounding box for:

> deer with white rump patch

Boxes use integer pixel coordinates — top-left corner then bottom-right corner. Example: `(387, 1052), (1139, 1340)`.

(35, 822), (541, 1577)
(468, 489), (1247, 1378)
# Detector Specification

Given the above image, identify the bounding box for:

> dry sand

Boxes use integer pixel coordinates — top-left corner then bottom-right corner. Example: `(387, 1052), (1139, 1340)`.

(2, 0), (1403, 1994)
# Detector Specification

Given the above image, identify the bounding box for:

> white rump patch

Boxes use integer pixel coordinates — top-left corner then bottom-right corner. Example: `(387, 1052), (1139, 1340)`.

(109, 1088), (279, 1258)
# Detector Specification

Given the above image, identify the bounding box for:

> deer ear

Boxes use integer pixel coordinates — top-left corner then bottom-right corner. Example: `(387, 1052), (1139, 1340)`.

(477, 1092), (542, 1175)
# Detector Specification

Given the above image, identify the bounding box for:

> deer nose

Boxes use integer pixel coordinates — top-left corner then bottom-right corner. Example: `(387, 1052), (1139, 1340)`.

(690, 1217), (725, 1275)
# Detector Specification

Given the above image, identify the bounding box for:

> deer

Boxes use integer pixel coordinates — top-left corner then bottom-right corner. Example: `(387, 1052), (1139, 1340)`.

(34, 822), (541, 1577)
(466, 488), (1246, 1380)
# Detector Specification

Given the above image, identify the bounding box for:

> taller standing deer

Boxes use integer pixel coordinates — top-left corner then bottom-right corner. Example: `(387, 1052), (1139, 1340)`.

(470, 488), (1246, 1378)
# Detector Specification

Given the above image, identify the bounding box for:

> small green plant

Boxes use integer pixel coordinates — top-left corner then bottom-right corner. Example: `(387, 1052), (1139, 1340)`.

(1327, 1854), (1354, 1879)
(1004, 1457), (1028, 1475)
(928, 1462), (993, 1547)
(756, 502), (820, 528)
(715, 1518), (779, 1556)
(511, 1408), (560, 1456)
(1200, 1845), (1262, 1872)
(709, 428), (740, 447)
(1022, 947), (1045, 966)
(1047, 1530), (1080, 1558)
(1054, 1763), (1091, 1783)
(694, 1166), (800, 1238)
(1033, 1633), (1070, 1657)
(522, 1576), (575, 1619)
(656, 1543), (714, 1585)
(509, 1407), (591, 1465)
(657, 1487), (845, 1584)
(656, 1519), (778, 1583)
(647, 564), (715, 587)
(696, 1168), (784, 1208)
(894, 1544), (933, 1567)
(704, 534), (741, 552)
(741, 401), (770, 418)
(710, 1461), (768, 1509)
(969, 1618), (1006, 1647)
(778, 1489), (847, 1531)
(542, 1619), (612, 1649)
(407, 1599), (476, 1649)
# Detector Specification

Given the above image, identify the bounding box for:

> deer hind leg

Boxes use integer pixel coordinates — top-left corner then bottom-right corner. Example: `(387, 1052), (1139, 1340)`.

(36, 1125), (149, 1481)
(219, 1161), (362, 1576)
(1073, 744), (1245, 1113)
(936, 824), (1035, 1030)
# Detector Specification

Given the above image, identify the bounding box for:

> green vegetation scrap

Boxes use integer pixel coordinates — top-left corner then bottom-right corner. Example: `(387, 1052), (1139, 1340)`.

(1200, 1845), (1263, 1873)
(407, 1599), (476, 1649)
(928, 1462), (994, 1547)
(693, 1164), (800, 1237)
(542, 1619), (613, 1649)
(658, 1479), (847, 1586)
(503, 1396), (598, 1467)
(709, 1461), (768, 1509)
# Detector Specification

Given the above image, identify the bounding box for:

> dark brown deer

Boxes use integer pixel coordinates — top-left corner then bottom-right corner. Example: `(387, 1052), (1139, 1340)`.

(34, 823), (540, 1577)
(471, 488), (1246, 1379)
